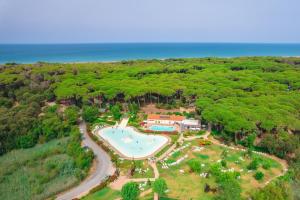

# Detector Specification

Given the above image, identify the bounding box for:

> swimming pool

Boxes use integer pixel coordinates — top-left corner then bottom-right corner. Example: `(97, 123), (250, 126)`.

(98, 127), (168, 159)
(149, 125), (176, 132)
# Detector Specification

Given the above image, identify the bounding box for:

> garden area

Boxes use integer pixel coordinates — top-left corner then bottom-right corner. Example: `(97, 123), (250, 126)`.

(117, 160), (154, 179)
(157, 139), (283, 199)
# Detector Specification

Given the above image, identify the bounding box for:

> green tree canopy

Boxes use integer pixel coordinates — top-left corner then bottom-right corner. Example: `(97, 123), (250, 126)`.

(121, 182), (139, 200)
(153, 178), (168, 197)
(82, 106), (98, 123)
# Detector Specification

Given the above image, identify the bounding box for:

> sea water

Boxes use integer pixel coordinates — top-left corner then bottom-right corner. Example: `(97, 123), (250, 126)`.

(1, 43), (300, 64)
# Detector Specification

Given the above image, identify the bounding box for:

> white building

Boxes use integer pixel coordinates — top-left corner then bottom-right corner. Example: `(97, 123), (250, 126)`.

(181, 119), (201, 131)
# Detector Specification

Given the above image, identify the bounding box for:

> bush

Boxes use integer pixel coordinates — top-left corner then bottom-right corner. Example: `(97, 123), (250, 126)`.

(82, 106), (98, 123)
(254, 171), (264, 180)
(187, 159), (202, 173)
(197, 130), (206, 135)
(221, 160), (227, 167)
(41, 114), (66, 141)
(252, 180), (292, 200)
(18, 132), (38, 148)
(110, 105), (122, 120)
(153, 178), (168, 197)
(262, 162), (271, 170)
(121, 182), (139, 200)
(210, 163), (222, 176)
(199, 139), (212, 146)
(247, 159), (259, 170)
(46, 105), (58, 113)
(216, 178), (242, 200)
(64, 106), (79, 124)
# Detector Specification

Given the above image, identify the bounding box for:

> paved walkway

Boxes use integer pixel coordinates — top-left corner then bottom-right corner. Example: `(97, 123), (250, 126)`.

(56, 121), (115, 200)
(150, 162), (159, 179)
(119, 118), (129, 128)
(140, 188), (153, 197)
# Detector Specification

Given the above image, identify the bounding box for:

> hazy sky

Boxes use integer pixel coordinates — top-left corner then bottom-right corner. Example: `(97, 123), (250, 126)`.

(0, 0), (300, 43)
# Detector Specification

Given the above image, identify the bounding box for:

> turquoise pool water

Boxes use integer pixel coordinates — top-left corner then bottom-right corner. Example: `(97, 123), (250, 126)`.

(98, 127), (168, 158)
(149, 125), (176, 132)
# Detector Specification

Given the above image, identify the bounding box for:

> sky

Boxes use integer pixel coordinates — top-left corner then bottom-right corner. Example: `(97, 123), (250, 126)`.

(0, 0), (300, 44)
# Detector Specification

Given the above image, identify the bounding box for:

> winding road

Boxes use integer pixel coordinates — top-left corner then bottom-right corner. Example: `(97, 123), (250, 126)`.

(56, 121), (115, 200)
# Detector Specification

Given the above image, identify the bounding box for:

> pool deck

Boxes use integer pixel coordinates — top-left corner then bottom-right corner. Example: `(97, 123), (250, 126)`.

(94, 125), (171, 160)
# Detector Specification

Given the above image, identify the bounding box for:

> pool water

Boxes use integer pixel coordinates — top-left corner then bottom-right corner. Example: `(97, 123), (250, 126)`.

(98, 127), (168, 159)
(149, 125), (176, 132)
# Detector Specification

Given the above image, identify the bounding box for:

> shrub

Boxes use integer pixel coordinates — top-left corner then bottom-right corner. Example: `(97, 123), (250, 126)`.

(46, 105), (58, 113)
(247, 159), (259, 170)
(218, 179), (242, 200)
(110, 104), (122, 120)
(210, 163), (222, 176)
(254, 171), (264, 180)
(197, 130), (206, 135)
(252, 180), (292, 200)
(187, 159), (202, 173)
(64, 106), (79, 124)
(121, 182), (139, 200)
(82, 106), (98, 123)
(221, 160), (227, 167)
(153, 178), (168, 197)
(262, 162), (271, 170)
(17, 132), (38, 148)
(199, 139), (212, 146)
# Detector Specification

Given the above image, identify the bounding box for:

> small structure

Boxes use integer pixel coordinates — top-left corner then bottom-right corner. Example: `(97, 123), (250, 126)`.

(181, 119), (201, 131)
(147, 114), (185, 125)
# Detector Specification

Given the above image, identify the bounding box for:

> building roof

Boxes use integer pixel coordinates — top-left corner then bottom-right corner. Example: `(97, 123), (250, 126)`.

(147, 114), (185, 121)
(182, 119), (200, 126)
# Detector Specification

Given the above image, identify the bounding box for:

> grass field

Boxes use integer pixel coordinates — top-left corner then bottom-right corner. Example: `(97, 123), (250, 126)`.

(0, 138), (83, 200)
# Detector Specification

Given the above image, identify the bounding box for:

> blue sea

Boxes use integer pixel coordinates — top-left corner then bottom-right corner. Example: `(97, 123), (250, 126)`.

(0, 43), (300, 64)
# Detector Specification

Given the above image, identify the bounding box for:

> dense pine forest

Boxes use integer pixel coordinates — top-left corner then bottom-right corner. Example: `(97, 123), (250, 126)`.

(0, 57), (300, 199)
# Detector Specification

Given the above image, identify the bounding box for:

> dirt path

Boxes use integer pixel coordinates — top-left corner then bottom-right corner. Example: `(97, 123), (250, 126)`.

(56, 121), (115, 200)
(183, 131), (210, 141)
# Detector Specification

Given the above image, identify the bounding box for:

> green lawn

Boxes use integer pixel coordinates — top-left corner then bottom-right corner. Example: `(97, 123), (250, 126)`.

(0, 138), (83, 200)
